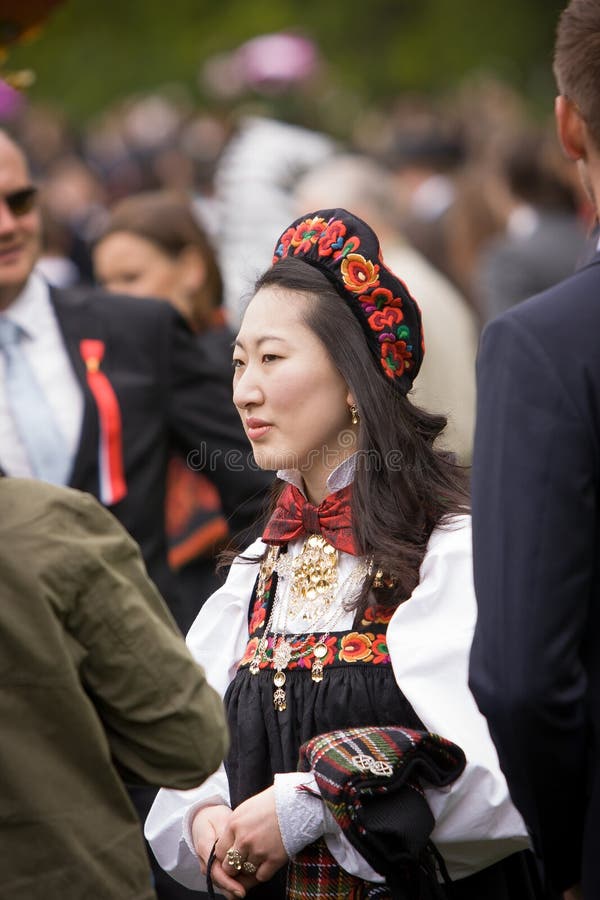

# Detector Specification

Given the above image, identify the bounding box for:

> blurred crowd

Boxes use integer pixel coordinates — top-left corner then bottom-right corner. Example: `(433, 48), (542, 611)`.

(0, 23), (597, 900)
(0, 31), (594, 467)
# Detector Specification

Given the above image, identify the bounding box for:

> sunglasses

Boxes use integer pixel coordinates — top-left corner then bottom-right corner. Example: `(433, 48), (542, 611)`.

(1, 186), (38, 217)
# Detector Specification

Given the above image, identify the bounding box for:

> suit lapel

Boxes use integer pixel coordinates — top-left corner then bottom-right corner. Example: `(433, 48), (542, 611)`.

(50, 287), (105, 490)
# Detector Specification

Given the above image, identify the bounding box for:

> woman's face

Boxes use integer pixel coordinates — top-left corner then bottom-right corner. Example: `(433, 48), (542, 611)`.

(93, 231), (190, 315)
(233, 285), (355, 495)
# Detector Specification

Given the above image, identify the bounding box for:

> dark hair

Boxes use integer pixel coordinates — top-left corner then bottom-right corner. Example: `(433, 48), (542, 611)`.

(97, 190), (223, 331)
(554, 0), (600, 147)
(248, 256), (469, 613)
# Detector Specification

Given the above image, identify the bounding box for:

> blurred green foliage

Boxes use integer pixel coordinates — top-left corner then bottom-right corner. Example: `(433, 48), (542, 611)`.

(6, 0), (566, 124)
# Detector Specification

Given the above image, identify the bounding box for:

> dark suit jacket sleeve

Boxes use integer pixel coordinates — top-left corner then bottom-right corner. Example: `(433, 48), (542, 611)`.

(52, 490), (229, 789)
(469, 312), (594, 892)
(162, 308), (271, 542)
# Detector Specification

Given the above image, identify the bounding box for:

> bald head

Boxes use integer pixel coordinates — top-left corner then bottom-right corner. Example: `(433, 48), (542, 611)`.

(0, 130), (29, 170)
(0, 130), (41, 310)
(294, 154), (398, 234)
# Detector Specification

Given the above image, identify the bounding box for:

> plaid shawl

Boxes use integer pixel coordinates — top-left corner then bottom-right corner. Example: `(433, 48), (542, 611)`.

(288, 726), (466, 900)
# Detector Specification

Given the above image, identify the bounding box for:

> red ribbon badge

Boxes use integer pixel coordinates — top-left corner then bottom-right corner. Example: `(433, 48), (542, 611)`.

(80, 339), (127, 505)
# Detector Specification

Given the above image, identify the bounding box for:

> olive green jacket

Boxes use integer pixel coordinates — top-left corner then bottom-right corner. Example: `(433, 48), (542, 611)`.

(0, 479), (228, 899)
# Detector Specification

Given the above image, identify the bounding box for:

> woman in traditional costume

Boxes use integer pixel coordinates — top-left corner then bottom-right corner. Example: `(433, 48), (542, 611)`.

(146, 209), (541, 899)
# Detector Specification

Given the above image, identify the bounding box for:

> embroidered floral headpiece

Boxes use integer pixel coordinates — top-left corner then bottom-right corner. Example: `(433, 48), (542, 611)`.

(272, 208), (424, 392)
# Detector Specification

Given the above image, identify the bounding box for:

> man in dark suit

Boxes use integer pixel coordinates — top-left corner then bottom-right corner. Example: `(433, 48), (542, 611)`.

(469, 2), (600, 899)
(0, 128), (269, 899)
(0, 128), (270, 631)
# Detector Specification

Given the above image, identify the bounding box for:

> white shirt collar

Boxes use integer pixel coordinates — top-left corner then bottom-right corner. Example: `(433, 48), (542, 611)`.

(277, 452), (357, 498)
(2, 273), (52, 341)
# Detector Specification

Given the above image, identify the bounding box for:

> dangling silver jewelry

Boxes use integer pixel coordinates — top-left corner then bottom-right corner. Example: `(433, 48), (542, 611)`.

(350, 404), (360, 426)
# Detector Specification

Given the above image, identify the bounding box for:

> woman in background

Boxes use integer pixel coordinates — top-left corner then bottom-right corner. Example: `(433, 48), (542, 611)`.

(94, 191), (233, 631)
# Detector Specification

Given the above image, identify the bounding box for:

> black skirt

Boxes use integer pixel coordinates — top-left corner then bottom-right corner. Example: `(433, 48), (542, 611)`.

(222, 562), (547, 900)
(224, 656), (547, 900)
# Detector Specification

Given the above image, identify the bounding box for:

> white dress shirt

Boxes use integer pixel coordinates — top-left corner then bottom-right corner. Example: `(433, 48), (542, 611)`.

(0, 273), (83, 480)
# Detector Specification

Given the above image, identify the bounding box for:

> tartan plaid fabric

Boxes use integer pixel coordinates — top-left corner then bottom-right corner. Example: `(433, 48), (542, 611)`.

(294, 726), (466, 897)
(287, 838), (391, 899)
(298, 726), (465, 808)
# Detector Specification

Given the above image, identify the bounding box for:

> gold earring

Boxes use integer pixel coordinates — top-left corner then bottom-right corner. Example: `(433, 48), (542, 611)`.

(350, 405), (359, 426)
(372, 568), (384, 589)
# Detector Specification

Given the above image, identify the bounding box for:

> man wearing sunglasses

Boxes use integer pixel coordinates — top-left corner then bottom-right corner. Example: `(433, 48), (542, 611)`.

(0, 130), (270, 900)
(0, 130), (270, 610)
(0, 181), (38, 296)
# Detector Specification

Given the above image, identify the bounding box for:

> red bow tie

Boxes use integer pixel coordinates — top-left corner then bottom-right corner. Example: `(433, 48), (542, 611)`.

(262, 483), (357, 555)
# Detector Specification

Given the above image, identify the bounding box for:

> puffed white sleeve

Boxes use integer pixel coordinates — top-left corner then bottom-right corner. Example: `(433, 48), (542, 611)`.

(387, 515), (530, 880)
(144, 539), (264, 891)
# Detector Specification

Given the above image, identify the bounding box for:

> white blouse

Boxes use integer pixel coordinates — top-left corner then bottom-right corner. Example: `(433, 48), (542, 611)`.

(145, 515), (529, 892)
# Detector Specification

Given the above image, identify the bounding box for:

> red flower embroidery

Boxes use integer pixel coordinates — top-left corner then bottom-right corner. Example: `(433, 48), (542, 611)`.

(291, 635), (338, 669)
(358, 286), (403, 314)
(340, 253), (379, 292)
(339, 631), (374, 663)
(287, 634), (318, 669)
(368, 306), (404, 333)
(361, 605), (394, 626)
(310, 634), (338, 667)
(333, 235), (361, 260)
(294, 656), (311, 670)
(240, 636), (259, 667)
(318, 220), (347, 257)
(372, 635), (391, 664)
(291, 216), (329, 254)
(249, 601), (267, 634)
(381, 340), (413, 379)
(273, 225), (297, 262)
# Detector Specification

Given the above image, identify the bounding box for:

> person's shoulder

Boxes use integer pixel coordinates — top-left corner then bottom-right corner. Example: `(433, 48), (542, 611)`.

(392, 514), (473, 617)
(480, 257), (600, 377)
(490, 256), (600, 334)
(0, 477), (125, 526)
(230, 537), (267, 569)
(0, 476), (77, 512)
(53, 284), (182, 328)
(194, 323), (235, 371)
(0, 478), (118, 540)
(238, 115), (335, 152)
(213, 536), (266, 591)
(426, 514), (472, 559)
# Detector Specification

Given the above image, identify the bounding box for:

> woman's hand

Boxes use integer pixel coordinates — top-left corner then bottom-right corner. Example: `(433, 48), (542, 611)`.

(215, 785), (289, 886)
(191, 804), (248, 899)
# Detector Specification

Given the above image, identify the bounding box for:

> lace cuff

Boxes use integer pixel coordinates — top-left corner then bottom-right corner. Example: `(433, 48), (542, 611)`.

(274, 771), (327, 858)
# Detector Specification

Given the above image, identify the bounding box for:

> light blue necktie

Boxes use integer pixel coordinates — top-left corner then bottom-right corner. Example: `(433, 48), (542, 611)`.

(0, 316), (71, 485)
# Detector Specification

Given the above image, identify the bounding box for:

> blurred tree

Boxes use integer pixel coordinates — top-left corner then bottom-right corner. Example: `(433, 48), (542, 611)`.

(6, 0), (565, 126)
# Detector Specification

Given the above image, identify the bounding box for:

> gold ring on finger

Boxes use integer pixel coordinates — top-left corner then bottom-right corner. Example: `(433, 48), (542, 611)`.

(226, 847), (244, 871)
(242, 860), (257, 874)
